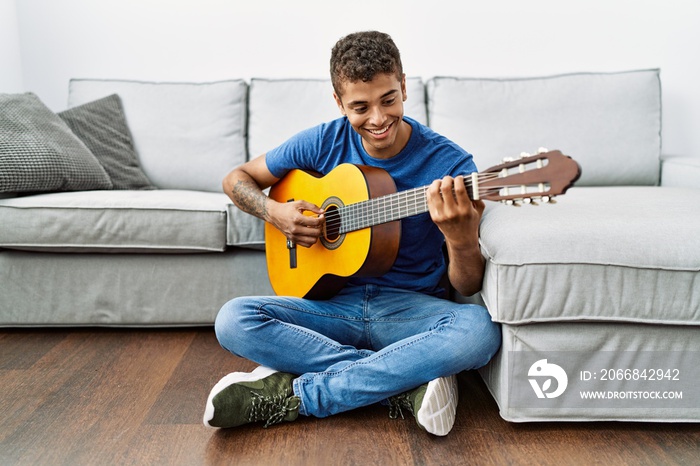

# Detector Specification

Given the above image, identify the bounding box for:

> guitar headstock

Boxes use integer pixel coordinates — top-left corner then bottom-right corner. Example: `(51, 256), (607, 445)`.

(475, 149), (581, 205)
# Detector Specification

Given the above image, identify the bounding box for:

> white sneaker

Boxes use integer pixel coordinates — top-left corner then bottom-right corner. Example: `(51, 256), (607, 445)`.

(388, 374), (459, 436)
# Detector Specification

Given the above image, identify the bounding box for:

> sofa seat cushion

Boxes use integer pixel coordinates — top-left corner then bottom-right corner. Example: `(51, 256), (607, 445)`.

(226, 204), (265, 250)
(0, 190), (236, 253)
(480, 187), (700, 325)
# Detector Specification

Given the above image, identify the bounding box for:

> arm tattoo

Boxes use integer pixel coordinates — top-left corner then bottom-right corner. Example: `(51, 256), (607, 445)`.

(232, 180), (268, 220)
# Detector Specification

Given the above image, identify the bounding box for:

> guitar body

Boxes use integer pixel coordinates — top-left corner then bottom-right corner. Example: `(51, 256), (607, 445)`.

(266, 164), (401, 299)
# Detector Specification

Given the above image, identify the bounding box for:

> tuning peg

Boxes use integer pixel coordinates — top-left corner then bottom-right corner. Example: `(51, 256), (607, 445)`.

(524, 198), (539, 206)
(502, 156), (515, 163)
(520, 152), (531, 158)
(537, 147), (549, 153)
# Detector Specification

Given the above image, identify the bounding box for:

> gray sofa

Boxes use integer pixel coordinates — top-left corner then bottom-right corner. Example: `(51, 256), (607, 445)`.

(1, 70), (699, 422)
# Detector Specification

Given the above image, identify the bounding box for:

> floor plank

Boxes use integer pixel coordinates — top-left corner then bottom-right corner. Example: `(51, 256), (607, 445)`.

(1, 328), (698, 466)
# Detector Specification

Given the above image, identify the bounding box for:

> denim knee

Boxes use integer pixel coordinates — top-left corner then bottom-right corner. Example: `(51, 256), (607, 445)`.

(471, 305), (502, 365)
(214, 296), (256, 357)
(453, 304), (502, 370)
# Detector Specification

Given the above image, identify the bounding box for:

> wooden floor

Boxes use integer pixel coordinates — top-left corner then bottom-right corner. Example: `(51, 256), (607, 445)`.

(1, 328), (698, 466)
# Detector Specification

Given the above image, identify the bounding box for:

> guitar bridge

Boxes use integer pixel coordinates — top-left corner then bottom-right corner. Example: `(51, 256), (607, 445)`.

(286, 198), (297, 269)
(287, 239), (297, 269)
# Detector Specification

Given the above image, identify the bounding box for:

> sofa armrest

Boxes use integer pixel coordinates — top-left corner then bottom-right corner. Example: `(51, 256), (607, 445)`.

(661, 156), (700, 188)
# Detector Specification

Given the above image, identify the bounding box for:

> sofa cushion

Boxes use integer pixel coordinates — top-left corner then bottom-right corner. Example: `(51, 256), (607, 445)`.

(427, 70), (662, 186)
(67, 79), (248, 192)
(247, 77), (427, 159)
(58, 94), (155, 190)
(479, 187), (700, 325)
(0, 190), (234, 252)
(0, 93), (113, 193)
(226, 204), (265, 250)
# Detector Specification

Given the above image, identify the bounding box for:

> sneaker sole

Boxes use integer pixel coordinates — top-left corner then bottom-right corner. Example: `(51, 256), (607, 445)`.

(203, 365), (278, 427)
(415, 374), (458, 436)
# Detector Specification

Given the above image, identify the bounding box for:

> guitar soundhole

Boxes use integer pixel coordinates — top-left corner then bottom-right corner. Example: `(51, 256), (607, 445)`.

(324, 205), (340, 240)
(321, 197), (344, 250)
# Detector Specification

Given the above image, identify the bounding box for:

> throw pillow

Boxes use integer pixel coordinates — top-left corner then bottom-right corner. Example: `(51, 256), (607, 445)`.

(0, 93), (113, 193)
(59, 94), (154, 190)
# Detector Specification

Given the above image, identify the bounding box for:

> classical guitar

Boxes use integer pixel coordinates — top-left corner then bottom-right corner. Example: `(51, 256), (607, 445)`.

(265, 149), (580, 299)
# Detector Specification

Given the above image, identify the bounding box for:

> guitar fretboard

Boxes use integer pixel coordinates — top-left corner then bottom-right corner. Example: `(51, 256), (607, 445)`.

(320, 151), (574, 235)
(326, 181), (475, 234)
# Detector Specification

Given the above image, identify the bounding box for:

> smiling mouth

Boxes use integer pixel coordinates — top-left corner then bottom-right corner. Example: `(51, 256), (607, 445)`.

(366, 122), (392, 136)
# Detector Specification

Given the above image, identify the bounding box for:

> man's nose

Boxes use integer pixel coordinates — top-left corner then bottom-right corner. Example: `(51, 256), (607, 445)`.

(368, 105), (386, 126)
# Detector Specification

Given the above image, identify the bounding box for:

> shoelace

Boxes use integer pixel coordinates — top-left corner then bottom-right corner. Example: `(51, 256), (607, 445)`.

(387, 392), (414, 420)
(249, 392), (300, 428)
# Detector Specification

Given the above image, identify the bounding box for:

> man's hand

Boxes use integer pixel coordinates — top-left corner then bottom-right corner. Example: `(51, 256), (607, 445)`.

(426, 175), (484, 245)
(267, 199), (325, 248)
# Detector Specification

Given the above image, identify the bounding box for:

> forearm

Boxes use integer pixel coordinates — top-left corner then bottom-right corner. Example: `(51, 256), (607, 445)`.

(446, 241), (485, 297)
(232, 179), (270, 221)
(223, 169), (272, 222)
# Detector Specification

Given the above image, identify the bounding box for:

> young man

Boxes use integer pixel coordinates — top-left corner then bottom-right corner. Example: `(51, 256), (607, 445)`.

(203, 31), (501, 436)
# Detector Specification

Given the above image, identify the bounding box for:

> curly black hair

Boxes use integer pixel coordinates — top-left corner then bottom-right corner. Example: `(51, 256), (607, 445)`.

(330, 31), (403, 96)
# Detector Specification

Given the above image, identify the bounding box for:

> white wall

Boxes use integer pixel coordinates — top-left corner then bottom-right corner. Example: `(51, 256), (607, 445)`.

(0, 0), (23, 92)
(12, 0), (700, 159)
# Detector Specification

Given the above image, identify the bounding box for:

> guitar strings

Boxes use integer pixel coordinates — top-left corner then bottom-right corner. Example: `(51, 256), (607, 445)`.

(316, 151), (569, 234)
(321, 175), (506, 230)
(320, 172), (509, 233)
(320, 185), (519, 232)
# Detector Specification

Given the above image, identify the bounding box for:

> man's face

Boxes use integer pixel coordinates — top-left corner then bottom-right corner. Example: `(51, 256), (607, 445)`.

(334, 73), (409, 159)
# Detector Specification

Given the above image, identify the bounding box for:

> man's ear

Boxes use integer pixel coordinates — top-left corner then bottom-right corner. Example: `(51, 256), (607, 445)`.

(333, 92), (346, 115)
(401, 74), (407, 102)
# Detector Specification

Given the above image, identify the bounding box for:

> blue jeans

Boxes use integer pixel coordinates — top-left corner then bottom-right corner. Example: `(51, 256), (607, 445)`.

(214, 284), (501, 418)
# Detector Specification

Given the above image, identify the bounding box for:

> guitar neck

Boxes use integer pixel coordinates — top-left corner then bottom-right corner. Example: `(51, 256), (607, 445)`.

(331, 182), (475, 234)
(323, 150), (580, 235)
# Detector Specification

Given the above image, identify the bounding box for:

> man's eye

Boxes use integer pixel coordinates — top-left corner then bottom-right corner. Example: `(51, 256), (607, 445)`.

(384, 99), (396, 106)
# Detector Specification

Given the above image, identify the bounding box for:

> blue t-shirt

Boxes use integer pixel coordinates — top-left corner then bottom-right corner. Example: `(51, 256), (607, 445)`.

(266, 116), (476, 296)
